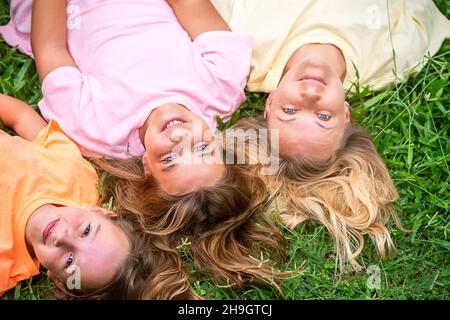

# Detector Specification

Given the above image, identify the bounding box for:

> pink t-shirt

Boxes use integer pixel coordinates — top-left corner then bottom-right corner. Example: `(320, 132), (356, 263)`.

(0, 0), (252, 158)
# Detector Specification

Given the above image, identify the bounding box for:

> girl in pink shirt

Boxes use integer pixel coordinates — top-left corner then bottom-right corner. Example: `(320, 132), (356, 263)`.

(1, 0), (287, 291)
(2, 0), (252, 192)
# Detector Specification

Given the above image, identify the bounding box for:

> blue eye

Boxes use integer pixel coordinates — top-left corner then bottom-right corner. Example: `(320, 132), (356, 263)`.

(65, 253), (74, 269)
(193, 144), (208, 152)
(162, 154), (176, 163)
(283, 107), (296, 114)
(81, 224), (90, 238)
(317, 113), (331, 121)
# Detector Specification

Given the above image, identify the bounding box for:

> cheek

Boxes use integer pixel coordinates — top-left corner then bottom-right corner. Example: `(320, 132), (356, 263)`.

(34, 245), (61, 270)
(145, 135), (166, 156)
(146, 157), (166, 182)
(62, 209), (88, 225)
(331, 85), (345, 103)
(267, 116), (280, 131)
(322, 89), (345, 112)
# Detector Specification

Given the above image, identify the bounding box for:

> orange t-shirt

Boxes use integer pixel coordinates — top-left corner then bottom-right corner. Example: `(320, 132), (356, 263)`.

(0, 121), (99, 296)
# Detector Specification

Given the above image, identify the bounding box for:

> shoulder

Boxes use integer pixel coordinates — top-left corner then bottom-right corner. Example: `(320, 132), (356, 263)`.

(32, 120), (83, 157)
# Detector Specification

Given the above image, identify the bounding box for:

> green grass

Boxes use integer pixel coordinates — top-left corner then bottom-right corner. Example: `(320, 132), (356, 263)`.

(1, 0), (449, 300)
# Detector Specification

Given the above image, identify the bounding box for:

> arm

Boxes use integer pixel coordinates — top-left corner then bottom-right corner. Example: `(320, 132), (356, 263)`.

(31, 0), (77, 81)
(166, 0), (231, 40)
(0, 93), (47, 141)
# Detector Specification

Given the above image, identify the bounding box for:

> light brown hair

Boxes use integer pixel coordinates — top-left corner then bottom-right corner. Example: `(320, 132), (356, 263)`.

(95, 128), (288, 295)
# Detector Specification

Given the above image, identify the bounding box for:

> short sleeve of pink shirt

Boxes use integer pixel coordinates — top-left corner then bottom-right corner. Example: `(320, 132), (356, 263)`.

(39, 66), (113, 158)
(194, 31), (252, 101)
(185, 31), (253, 129)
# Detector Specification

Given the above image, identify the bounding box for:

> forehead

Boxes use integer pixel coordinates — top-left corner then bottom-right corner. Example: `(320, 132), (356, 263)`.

(274, 123), (340, 160)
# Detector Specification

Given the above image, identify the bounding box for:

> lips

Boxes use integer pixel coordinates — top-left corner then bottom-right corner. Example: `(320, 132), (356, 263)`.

(42, 219), (59, 244)
(301, 75), (326, 85)
(161, 118), (185, 132)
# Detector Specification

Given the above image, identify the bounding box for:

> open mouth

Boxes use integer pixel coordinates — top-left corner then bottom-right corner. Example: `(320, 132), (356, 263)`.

(301, 75), (326, 85)
(161, 118), (186, 132)
(42, 219), (59, 244)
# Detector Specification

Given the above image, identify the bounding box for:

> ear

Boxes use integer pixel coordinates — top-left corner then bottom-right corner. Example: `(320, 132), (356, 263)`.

(47, 270), (65, 290)
(264, 92), (275, 119)
(344, 101), (351, 124)
(83, 205), (118, 218)
(142, 153), (152, 177)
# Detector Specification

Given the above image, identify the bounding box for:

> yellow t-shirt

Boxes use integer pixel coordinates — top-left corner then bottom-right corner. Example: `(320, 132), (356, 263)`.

(213, 0), (450, 92)
(0, 121), (99, 296)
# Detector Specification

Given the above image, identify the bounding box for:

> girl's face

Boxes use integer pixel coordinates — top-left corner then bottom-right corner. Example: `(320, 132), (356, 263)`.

(142, 104), (225, 195)
(266, 58), (350, 161)
(25, 205), (129, 291)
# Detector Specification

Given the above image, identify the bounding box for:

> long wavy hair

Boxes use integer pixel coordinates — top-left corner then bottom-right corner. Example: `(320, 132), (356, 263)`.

(54, 214), (195, 299)
(95, 127), (288, 294)
(235, 114), (404, 272)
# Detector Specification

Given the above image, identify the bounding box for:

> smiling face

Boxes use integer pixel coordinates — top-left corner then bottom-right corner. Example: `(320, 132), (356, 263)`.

(266, 58), (350, 161)
(25, 205), (130, 291)
(142, 104), (225, 195)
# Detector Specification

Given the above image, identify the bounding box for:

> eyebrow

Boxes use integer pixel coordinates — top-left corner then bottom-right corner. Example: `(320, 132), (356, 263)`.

(275, 114), (296, 122)
(90, 223), (100, 244)
(314, 121), (333, 130)
(162, 163), (177, 172)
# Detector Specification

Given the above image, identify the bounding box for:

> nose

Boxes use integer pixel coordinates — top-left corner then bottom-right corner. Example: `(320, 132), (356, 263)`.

(299, 87), (321, 105)
(52, 224), (76, 247)
(170, 126), (190, 143)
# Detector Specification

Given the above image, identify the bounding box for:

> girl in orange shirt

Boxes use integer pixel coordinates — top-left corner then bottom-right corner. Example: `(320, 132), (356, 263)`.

(0, 93), (193, 299)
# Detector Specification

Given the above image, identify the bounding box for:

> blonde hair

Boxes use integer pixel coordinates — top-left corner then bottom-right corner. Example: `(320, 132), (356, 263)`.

(95, 127), (289, 295)
(236, 115), (403, 272)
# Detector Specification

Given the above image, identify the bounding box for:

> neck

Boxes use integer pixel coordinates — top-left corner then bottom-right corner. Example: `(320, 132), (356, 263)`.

(282, 43), (347, 82)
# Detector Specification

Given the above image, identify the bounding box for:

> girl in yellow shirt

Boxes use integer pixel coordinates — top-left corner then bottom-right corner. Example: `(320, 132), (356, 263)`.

(212, 0), (449, 270)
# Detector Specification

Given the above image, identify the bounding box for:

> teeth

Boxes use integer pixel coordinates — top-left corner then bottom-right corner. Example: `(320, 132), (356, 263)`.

(166, 120), (183, 129)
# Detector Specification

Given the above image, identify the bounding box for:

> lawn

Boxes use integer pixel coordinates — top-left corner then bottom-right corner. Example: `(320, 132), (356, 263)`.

(1, 0), (448, 300)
